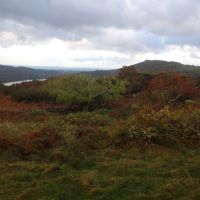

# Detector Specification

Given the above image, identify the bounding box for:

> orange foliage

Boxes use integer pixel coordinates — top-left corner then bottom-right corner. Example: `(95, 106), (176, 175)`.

(145, 73), (199, 104)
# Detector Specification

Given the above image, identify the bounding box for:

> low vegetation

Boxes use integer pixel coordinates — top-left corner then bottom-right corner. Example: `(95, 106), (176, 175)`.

(1, 67), (200, 199)
(112, 106), (200, 147)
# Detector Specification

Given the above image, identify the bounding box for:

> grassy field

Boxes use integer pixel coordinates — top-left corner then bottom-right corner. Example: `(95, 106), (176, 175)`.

(1, 147), (200, 200)
(1, 96), (200, 200)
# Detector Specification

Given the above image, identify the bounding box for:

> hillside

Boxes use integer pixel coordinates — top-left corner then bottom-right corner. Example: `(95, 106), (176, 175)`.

(84, 60), (200, 77)
(0, 65), (70, 83)
(133, 60), (200, 75)
(1, 60), (200, 83)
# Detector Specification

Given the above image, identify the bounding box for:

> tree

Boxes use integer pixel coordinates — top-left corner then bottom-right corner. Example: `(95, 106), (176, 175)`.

(119, 66), (152, 94)
(145, 72), (199, 105)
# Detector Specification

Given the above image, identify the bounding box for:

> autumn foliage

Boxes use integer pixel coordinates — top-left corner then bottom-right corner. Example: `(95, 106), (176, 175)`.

(1, 71), (200, 154)
(144, 72), (199, 105)
(1, 69), (200, 200)
(118, 66), (152, 94)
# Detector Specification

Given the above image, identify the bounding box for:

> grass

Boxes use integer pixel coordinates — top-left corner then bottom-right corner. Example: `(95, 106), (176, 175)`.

(1, 148), (200, 200)
(1, 96), (200, 199)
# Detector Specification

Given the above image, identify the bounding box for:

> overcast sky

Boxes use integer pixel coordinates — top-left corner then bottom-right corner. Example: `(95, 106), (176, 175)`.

(0, 0), (200, 69)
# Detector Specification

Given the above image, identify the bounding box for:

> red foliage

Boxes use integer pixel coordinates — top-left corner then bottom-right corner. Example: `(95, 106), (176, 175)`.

(146, 73), (199, 104)
(20, 127), (63, 155)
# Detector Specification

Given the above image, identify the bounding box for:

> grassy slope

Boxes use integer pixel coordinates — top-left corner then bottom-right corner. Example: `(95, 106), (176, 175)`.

(1, 96), (200, 200)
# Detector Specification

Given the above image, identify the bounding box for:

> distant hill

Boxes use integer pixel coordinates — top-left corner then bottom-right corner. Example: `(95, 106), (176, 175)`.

(81, 69), (118, 77)
(0, 65), (73, 83)
(132, 60), (200, 75)
(84, 60), (200, 77)
(1, 60), (200, 83)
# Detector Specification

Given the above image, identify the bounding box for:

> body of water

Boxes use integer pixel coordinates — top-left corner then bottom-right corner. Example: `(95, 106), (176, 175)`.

(3, 79), (46, 86)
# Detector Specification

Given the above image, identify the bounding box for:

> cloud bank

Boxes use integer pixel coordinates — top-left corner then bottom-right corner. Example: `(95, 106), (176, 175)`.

(0, 0), (200, 68)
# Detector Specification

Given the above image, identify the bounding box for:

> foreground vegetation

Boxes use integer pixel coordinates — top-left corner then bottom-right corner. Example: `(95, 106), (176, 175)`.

(0, 67), (200, 199)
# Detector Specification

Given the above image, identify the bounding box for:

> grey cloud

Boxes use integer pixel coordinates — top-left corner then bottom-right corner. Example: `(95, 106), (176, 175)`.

(0, 0), (199, 32)
(0, 0), (200, 52)
(0, 0), (127, 29)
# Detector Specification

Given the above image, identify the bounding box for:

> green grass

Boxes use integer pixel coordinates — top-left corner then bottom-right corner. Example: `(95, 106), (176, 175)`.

(1, 148), (200, 200)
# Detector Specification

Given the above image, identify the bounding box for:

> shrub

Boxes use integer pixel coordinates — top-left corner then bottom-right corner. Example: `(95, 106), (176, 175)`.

(19, 127), (64, 155)
(64, 112), (111, 145)
(112, 107), (200, 147)
(95, 76), (126, 100)
(144, 72), (199, 105)
(43, 75), (95, 105)
(0, 120), (74, 156)
(118, 66), (152, 94)
(43, 75), (126, 108)
(10, 88), (55, 102)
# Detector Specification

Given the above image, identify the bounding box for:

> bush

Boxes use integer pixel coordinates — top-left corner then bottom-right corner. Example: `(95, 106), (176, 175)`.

(144, 73), (199, 105)
(10, 88), (55, 102)
(0, 120), (74, 156)
(112, 107), (200, 147)
(43, 75), (126, 108)
(118, 66), (152, 94)
(19, 127), (64, 155)
(64, 111), (112, 143)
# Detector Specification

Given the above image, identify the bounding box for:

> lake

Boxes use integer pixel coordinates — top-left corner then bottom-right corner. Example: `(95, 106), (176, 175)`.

(3, 79), (46, 86)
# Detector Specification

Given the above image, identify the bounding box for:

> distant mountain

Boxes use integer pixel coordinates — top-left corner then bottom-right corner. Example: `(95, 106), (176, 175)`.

(84, 60), (200, 77)
(0, 65), (73, 83)
(1, 60), (200, 83)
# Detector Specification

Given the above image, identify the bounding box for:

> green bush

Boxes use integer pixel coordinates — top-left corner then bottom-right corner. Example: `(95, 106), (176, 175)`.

(43, 75), (126, 107)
